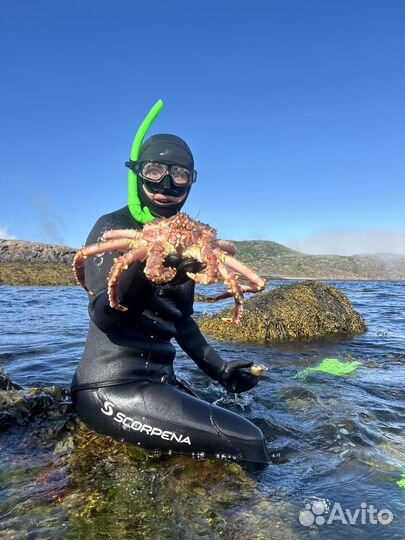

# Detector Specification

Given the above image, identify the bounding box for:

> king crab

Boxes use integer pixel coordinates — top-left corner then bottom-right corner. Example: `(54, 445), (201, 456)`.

(73, 213), (265, 324)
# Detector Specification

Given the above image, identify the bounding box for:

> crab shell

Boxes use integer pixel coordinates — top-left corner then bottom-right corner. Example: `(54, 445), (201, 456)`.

(73, 213), (266, 324)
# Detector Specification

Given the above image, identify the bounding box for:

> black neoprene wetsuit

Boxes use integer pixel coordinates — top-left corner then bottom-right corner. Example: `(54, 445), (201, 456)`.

(71, 206), (270, 463)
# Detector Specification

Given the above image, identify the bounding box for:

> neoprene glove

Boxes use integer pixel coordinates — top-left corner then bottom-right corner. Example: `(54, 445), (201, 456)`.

(219, 359), (260, 394)
(164, 254), (203, 285)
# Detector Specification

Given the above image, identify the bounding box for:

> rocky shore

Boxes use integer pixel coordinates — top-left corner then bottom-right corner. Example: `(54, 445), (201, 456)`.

(0, 370), (295, 539)
(0, 239), (76, 265)
(0, 240), (77, 286)
(0, 238), (404, 286)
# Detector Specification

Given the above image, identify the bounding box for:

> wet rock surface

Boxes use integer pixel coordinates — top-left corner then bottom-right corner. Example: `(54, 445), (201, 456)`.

(0, 371), (296, 540)
(198, 281), (367, 344)
(0, 371), (73, 431)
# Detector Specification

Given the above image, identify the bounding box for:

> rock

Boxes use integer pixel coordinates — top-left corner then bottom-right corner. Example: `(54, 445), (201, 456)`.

(0, 239), (76, 265)
(0, 411), (17, 429)
(0, 382), (73, 427)
(0, 374), (293, 540)
(198, 281), (367, 344)
(0, 370), (22, 390)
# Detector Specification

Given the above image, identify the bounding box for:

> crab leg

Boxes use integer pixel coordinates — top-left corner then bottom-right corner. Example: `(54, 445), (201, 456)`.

(144, 242), (177, 284)
(221, 254), (266, 292)
(217, 240), (236, 255)
(217, 260), (244, 324)
(107, 246), (148, 311)
(182, 245), (218, 285)
(102, 229), (141, 241)
(188, 253), (219, 285)
(209, 284), (265, 302)
(73, 238), (136, 295)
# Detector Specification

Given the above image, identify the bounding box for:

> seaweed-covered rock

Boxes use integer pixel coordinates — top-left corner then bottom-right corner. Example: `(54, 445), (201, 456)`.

(0, 376), (72, 429)
(0, 239), (77, 285)
(0, 262), (77, 286)
(0, 373), (299, 540)
(0, 370), (22, 391)
(198, 281), (367, 344)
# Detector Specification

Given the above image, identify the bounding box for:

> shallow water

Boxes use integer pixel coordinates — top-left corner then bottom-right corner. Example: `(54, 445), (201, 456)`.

(0, 281), (404, 539)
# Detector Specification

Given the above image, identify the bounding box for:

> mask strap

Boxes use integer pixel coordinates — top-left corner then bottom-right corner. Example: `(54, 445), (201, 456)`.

(128, 100), (164, 224)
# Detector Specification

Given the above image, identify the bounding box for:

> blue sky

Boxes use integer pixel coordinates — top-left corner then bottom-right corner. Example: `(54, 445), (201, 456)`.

(1, 0), (404, 255)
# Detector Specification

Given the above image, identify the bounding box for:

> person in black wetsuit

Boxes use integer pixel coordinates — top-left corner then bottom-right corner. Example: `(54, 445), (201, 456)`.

(71, 134), (270, 463)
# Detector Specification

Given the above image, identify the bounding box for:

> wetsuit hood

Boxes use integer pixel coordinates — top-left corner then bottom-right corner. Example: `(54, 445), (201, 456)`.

(137, 134), (195, 218)
(139, 134), (194, 169)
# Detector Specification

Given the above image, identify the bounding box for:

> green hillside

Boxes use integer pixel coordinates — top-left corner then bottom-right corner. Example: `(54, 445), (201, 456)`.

(232, 240), (299, 258)
(230, 240), (405, 280)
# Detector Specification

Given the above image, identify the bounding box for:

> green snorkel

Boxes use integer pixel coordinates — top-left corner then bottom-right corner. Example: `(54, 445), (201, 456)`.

(127, 99), (164, 224)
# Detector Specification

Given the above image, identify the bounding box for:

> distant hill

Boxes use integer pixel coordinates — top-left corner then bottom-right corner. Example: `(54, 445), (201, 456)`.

(232, 240), (300, 258)
(232, 240), (405, 280)
(0, 238), (404, 286)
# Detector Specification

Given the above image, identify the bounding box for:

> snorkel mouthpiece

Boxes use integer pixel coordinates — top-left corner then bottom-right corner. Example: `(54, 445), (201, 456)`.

(128, 99), (164, 224)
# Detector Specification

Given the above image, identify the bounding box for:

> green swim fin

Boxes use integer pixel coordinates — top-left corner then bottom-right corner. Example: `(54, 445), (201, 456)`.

(396, 473), (405, 489)
(296, 358), (361, 380)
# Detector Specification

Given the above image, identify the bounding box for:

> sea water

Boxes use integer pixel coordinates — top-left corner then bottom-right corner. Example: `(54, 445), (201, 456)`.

(0, 281), (404, 539)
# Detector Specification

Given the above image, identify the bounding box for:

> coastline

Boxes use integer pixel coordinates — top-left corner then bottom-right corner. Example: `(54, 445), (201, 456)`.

(0, 263), (403, 287)
(1, 238), (404, 285)
(263, 275), (405, 282)
(0, 263), (76, 287)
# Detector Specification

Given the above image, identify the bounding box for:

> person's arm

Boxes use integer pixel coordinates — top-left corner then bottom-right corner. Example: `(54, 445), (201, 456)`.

(175, 316), (260, 393)
(88, 262), (156, 332)
(83, 215), (156, 333)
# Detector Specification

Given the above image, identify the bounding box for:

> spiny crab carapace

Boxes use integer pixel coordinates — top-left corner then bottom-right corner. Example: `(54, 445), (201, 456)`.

(73, 213), (266, 324)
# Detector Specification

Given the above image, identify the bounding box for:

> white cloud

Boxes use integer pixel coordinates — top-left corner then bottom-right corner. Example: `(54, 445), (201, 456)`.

(0, 226), (16, 240)
(285, 228), (405, 256)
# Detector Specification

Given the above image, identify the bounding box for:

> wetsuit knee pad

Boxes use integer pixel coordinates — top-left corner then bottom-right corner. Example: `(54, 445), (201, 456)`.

(209, 405), (270, 464)
(135, 384), (270, 462)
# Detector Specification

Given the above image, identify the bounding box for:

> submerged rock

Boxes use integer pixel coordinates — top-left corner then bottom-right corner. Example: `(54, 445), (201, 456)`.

(0, 372), (299, 540)
(198, 281), (367, 344)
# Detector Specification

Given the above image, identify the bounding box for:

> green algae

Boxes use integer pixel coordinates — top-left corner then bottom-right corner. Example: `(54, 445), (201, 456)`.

(0, 411), (299, 540)
(0, 373), (300, 539)
(61, 425), (259, 539)
(48, 424), (298, 539)
(0, 262), (76, 286)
